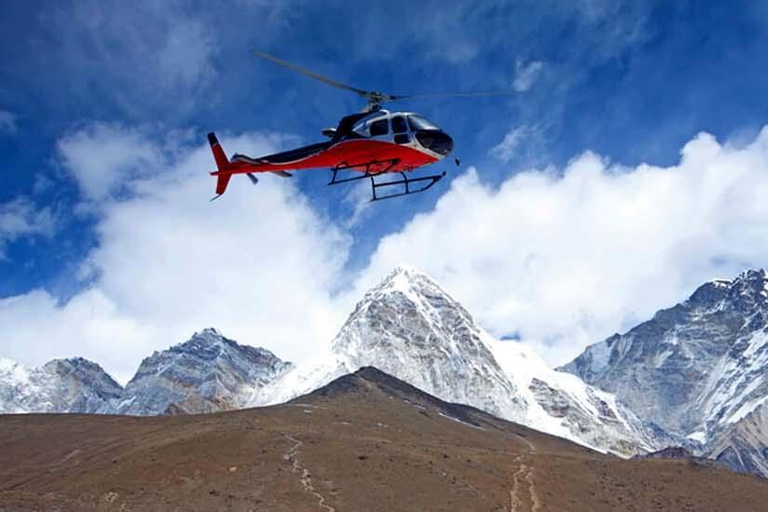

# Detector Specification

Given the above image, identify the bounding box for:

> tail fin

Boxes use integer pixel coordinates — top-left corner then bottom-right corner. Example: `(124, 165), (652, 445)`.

(208, 132), (233, 199)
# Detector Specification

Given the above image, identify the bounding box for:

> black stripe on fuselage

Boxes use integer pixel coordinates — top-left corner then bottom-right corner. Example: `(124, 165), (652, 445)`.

(234, 141), (333, 165)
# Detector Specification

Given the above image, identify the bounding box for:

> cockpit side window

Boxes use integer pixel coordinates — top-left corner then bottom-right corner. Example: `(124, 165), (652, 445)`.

(369, 118), (389, 136)
(408, 115), (439, 131)
(391, 115), (408, 134)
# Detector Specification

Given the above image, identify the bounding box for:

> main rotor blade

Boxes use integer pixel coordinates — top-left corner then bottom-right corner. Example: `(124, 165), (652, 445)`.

(391, 90), (517, 100)
(253, 50), (371, 98)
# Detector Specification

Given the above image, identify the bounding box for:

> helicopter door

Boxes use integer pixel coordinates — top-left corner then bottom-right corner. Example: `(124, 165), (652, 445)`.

(392, 115), (410, 144)
(368, 118), (389, 138)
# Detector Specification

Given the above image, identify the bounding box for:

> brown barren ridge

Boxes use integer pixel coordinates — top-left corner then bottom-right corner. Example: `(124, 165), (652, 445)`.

(1, 367), (768, 511)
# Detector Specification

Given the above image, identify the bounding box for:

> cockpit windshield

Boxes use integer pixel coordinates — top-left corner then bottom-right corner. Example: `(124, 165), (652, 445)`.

(408, 115), (440, 131)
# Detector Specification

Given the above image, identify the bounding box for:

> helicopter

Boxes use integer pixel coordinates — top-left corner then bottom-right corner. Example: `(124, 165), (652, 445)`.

(208, 51), (513, 201)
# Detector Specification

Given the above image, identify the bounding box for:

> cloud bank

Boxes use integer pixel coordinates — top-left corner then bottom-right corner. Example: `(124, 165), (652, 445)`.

(354, 127), (768, 364)
(1, 127), (351, 382)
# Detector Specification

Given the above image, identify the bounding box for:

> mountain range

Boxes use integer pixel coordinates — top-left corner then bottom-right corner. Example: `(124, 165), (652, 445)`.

(3, 265), (768, 478)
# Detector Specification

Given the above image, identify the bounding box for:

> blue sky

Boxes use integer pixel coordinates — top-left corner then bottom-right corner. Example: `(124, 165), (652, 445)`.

(2, 1), (768, 381)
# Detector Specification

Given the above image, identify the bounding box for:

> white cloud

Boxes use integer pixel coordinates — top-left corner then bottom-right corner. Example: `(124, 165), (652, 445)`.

(341, 180), (375, 228)
(39, 1), (220, 117)
(1, 127), (351, 383)
(57, 123), (163, 202)
(513, 59), (545, 92)
(0, 198), (56, 258)
(0, 289), (149, 382)
(490, 125), (534, 162)
(0, 110), (17, 134)
(354, 127), (768, 366)
(155, 18), (215, 89)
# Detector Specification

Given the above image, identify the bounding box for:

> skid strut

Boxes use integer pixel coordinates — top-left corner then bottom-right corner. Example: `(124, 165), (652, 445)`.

(328, 159), (446, 201)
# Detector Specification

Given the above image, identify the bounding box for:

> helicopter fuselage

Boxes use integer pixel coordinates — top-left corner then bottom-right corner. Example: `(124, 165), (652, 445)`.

(228, 109), (451, 172)
(207, 109), (453, 199)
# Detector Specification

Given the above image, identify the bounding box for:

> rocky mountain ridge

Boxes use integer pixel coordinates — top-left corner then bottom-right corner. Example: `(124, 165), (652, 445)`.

(1, 329), (291, 416)
(563, 268), (768, 476)
(0, 356), (122, 414)
(118, 328), (293, 415)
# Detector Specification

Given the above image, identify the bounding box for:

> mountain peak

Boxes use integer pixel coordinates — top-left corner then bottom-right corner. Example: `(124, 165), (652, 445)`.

(41, 357), (122, 392)
(686, 268), (768, 310)
(702, 269), (767, 288)
(326, 262), (522, 417)
(389, 263), (428, 277)
(167, 328), (238, 359)
(0, 355), (122, 414)
(196, 326), (222, 336)
(379, 264), (437, 287)
(563, 267), (768, 475)
(711, 268), (768, 290)
(365, 264), (451, 306)
(188, 327), (225, 344)
(733, 269), (768, 297)
(736, 268), (768, 281)
(121, 329), (292, 415)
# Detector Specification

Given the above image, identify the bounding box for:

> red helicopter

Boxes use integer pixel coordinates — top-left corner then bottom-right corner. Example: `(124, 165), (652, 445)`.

(208, 51), (511, 201)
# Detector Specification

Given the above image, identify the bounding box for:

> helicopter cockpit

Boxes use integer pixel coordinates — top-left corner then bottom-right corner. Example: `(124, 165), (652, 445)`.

(329, 110), (453, 156)
(350, 110), (438, 136)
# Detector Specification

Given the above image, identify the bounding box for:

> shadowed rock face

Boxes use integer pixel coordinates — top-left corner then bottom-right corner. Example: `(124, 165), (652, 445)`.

(562, 269), (768, 476)
(118, 328), (293, 415)
(3, 366), (768, 512)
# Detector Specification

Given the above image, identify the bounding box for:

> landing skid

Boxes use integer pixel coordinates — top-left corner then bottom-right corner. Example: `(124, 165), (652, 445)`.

(329, 159), (446, 202)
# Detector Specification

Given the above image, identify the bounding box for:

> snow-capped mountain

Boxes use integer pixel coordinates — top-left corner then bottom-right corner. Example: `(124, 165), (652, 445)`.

(0, 357), (122, 414)
(118, 328), (292, 415)
(562, 269), (768, 475)
(251, 265), (657, 455)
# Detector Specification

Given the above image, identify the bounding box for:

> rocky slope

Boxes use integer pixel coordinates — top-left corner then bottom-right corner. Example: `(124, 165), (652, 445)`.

(252, 265), (657, 455)
(562, 269), (768, 475)
(118, 328), (292, 415)
(705, 401), (768, 476)
(0, 357), (122, 414)
(4, 366), (768, 512)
